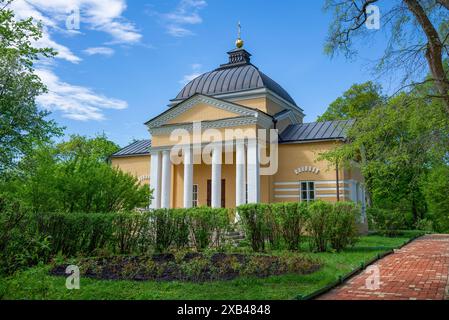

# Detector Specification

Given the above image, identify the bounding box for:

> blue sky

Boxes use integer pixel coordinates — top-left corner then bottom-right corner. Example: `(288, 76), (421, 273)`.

(12, 0), (391, 147)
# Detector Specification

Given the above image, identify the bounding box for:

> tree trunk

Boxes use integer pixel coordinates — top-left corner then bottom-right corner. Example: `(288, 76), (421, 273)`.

(404, 0), (449, 113)
(436, 0), (449, 10)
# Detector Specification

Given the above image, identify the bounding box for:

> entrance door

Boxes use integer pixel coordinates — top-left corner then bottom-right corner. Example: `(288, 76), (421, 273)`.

(207, 180), (226, 208)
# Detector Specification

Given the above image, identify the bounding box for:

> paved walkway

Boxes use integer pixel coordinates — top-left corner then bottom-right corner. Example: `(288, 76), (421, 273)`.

(318, 234), (449, 300)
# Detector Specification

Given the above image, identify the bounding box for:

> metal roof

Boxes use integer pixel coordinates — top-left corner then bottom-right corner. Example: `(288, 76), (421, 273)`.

(111, 140), (151, 157)
(280, 120), (355, 143)
(173, 49), (298, 107)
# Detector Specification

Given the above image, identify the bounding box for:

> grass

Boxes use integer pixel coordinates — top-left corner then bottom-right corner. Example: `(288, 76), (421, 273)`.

(0, 231), (422, 300)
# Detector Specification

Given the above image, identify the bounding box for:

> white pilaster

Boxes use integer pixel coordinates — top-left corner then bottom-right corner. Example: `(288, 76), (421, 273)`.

(149, 151), (162, 209)
(236, 140), (246, 207)
(161, 150), (172, 209)
(247, 139), (260, 203)
(211, 145), (222, 208)
(183, 146), (193, 208)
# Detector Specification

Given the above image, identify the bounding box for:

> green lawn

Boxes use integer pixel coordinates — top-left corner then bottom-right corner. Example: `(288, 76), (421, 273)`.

(0, 232), (422, 300)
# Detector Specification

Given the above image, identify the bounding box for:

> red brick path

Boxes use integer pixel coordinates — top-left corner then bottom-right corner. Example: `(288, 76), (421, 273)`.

(318, 234), (449, 300)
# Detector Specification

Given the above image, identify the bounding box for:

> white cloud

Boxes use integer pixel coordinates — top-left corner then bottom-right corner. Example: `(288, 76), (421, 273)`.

(38, 32), (82, 63)
(161, 0), (207, 37)
(11, 0), (142, 45)
(179, 63), (202, 85)
(10, 0), (141, 64)
(36, 68), (128, 121)
(8, 1), (136, 121)
(84, 47), (115, 56)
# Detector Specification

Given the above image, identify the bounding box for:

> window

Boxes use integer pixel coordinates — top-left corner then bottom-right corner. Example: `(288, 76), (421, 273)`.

(300, 181), (315, 202)
(192, 185), (199, 207)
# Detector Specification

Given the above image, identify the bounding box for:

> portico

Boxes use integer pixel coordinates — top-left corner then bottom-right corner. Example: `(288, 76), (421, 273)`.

(148, 138), (261, 209)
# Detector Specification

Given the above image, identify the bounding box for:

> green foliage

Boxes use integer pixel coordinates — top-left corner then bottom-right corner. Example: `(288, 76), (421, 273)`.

(0, 135), (150, 213)
(0, 1), (61, 172)
(367, 208), (411, 237)
(415, 218), (434, 233)
(317, 82), (384, 121)
(423, 166), (449, 232)
(0, 201), (51, 275)
(328, 202), (359, 252)
(0, 207), (232, 275)
(319, 91), (449, 224)
(239, 201), (360, 253)
(307, 201), (361, 252)
(307, 201), (333, 252)
(324, 0), (449, 114)
(237, 204), (271, 252)
(271, 202), (309, 251)
(187, 207), (229, 251)
(34, 212), (115, 257)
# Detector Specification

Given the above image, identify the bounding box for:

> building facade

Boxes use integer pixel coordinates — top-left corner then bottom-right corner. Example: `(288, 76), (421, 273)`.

(111, 42), (366, 219)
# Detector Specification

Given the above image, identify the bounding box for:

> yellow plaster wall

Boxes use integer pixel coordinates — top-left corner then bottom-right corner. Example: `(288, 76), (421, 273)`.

(151, 124), (258, 148)
(233, 97), (267, 112)
(272, 141), (353, 203)
(232, 97), (286, 116)
(166, 103), (240, 124)
(275, 141), (344, 182)
(111, 156), (150, 185)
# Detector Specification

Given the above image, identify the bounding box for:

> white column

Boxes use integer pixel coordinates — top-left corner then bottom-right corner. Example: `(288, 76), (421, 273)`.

(236, 140), (246, 207)
(149, 151), (162, 209)
(247, 139), (260, 204)
(161, 150), (172, 209)
(183, 146), (193, 208)
(211, 145), (222, 208)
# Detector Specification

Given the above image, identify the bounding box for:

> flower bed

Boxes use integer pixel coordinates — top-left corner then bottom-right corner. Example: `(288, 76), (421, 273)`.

(50, 253), (321, 283)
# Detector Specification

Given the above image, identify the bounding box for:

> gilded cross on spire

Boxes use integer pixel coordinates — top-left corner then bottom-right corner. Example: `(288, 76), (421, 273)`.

(236, 21), (244, 49)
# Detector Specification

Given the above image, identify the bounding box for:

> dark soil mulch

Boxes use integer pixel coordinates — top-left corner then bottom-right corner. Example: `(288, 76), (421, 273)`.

(50, 252), (321, 283)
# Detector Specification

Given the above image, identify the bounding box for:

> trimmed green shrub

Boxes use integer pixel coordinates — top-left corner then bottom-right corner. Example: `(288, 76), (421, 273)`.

(239, 201), (360, 253)
(149, 209), (176, 253)
(34, 212), (115, 257)
(237, 204), (271, 252)
(0, 207), (232, 275)
(367, 207), (408, 236)
(187, 207), (229, 251)
(0, 209), (52, 275)
(328, 202), (359, 252)
(307, 201), (333, 252)
(271, 202), (309, 251)
(172, 209), (190, 249)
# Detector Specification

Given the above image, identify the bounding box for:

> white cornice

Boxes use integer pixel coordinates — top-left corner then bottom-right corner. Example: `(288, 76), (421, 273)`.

(148, 116), (273, 136)
(274, 110), (298, 124)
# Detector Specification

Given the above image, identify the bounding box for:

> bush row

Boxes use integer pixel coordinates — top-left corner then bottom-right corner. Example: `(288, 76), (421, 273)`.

(238, 201), (360, 252)
(0, 208), (230, 275)
(367, 207), (417, 236)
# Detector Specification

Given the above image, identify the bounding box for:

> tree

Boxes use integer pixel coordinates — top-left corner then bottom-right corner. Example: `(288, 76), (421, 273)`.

(324, 0), (449, 113)
(0, 0), (61, 173)
(423, 165), (449, 232)
(319, 85), (449, 223)
(0, 136), (151, 213)
(318, 81), (385, 121)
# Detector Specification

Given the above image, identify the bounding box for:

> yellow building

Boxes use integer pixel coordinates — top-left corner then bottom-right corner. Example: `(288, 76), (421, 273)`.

(111, 41), (366, 221)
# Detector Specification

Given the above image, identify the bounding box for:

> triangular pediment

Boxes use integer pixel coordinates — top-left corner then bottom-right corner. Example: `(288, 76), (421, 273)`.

(146, 94), (261, 129)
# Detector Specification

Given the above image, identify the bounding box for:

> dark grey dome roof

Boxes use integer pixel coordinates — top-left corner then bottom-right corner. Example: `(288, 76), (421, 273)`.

(173, 49), (298, 107)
